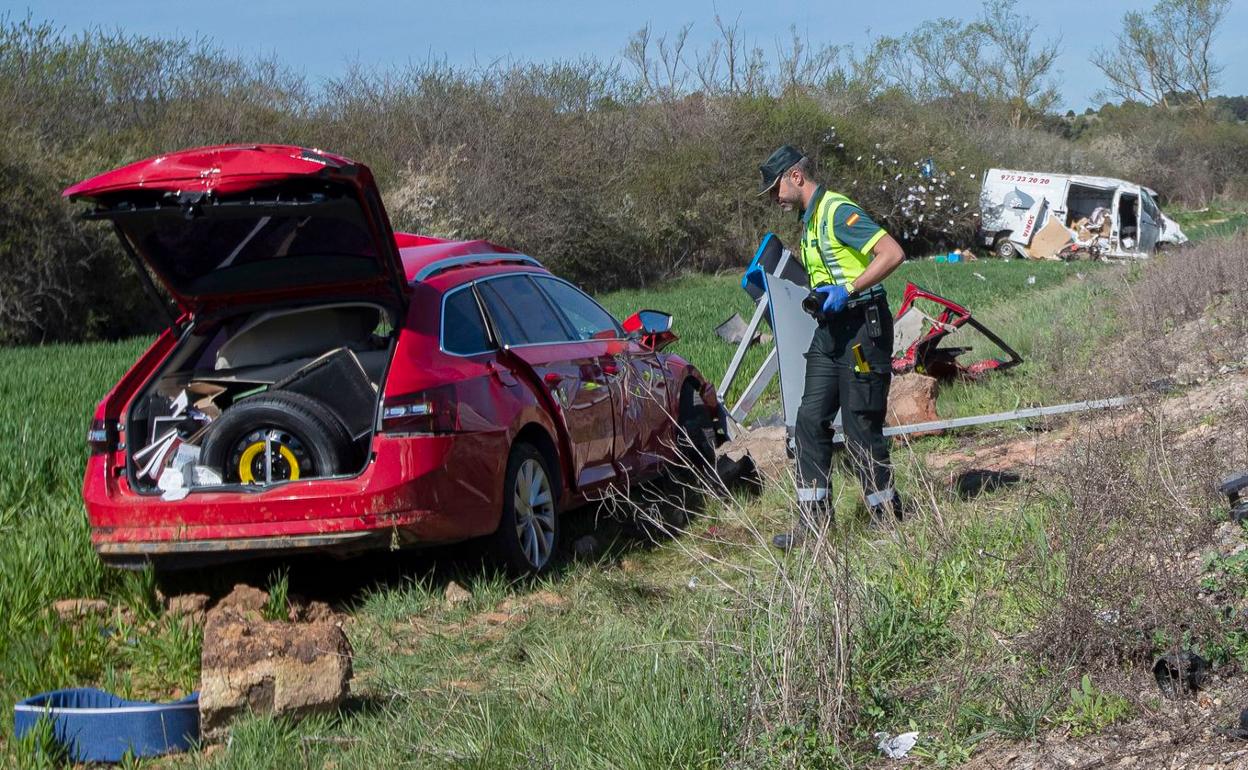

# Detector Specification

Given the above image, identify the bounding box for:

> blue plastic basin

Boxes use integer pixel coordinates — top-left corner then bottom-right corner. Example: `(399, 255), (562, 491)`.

(14, 688), (199, 762)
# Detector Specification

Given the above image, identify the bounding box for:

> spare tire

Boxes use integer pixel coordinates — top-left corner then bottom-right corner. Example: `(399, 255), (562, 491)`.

(200, 391), (356, 485)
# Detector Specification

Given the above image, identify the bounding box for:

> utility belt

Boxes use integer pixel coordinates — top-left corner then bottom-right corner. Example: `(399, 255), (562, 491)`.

(803, 284), (889, 338)
(846, 284), (887, 309)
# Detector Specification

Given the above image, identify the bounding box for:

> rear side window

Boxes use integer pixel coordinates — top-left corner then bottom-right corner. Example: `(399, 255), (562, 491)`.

(534, 277), (621, 340)
(478, 275), (573, 346)
(441, 286), (493, 355)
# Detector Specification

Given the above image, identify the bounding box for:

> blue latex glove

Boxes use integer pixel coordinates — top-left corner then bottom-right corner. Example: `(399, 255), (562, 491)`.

(816, 284), (851, 314)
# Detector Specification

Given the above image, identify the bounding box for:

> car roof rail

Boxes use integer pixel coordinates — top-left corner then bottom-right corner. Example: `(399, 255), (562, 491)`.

(411, 253), (543, 282)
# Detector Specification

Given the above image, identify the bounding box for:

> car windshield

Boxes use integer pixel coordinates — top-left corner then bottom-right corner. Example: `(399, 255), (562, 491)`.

(115, 194), (381, 297)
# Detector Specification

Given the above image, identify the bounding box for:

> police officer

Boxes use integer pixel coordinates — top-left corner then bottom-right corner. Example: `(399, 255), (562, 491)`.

(758, 145), (906, 550)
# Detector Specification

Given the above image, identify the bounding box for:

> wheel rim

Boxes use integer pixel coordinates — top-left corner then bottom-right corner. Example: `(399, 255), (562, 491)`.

(513, 458), (555, 567)
(227, 428), (312, 485)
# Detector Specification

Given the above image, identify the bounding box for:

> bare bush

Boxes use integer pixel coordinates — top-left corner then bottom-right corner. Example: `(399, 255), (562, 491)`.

(1, 11), (1246, 343)
(1024, 415), (1223, 669)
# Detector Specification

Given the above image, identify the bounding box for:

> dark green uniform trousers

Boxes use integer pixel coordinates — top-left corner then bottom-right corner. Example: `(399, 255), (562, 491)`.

(794, 296), (896, 509)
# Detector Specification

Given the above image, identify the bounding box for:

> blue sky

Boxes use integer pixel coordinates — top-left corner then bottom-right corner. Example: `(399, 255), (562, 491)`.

(9, 0), (1248, 111)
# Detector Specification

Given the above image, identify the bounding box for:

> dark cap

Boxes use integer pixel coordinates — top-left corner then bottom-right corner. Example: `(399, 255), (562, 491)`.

(758, 144), (806, 195)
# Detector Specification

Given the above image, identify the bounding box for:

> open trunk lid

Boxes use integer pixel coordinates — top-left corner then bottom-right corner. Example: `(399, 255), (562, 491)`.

(63, 144), (407, 317)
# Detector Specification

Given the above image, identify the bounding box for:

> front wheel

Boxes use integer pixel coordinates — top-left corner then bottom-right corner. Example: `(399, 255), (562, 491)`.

(491, 444), (560, 574)
(993, 235), (1018, 259)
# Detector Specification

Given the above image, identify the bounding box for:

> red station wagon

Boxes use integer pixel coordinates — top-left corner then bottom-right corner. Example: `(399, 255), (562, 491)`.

(70, 145), (726, 574)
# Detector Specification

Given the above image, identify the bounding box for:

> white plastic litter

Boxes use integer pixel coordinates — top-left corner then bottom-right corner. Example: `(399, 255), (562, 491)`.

(170, 390), (189, 417)
(170, 444), (200, 473)
(190, 466), (223, 487)
(874, 731), (919, 759)
(158, 468), (190, 501)
(157, 467), (183, 493)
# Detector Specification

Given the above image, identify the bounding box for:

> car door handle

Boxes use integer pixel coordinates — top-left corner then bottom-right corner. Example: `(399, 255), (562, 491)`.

(486, 361), (518, 386)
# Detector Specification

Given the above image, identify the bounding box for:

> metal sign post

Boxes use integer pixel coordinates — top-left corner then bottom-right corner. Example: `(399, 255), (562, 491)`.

(718, 234), (820, 440)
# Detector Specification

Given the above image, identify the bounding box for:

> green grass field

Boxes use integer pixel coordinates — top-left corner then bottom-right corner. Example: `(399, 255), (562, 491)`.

(0, 254), (1114, 767)
(1169, 204), (1248, 242)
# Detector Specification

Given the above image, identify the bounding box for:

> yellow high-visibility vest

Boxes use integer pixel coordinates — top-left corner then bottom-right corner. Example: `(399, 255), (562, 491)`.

(799, 189), (886, 289)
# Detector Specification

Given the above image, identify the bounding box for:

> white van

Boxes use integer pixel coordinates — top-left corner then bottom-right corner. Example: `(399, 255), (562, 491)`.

(978, 168), (1187, 259)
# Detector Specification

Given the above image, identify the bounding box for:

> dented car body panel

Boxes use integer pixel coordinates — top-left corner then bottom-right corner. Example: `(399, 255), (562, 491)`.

(73, 145), (723, 567)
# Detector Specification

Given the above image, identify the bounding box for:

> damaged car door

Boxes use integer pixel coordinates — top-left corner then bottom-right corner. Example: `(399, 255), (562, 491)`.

(477, 274), (619, 489)
(530, 276), (665, 479)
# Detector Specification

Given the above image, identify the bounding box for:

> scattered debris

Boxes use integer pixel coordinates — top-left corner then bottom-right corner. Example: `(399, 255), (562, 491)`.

(1222, 471), (1248, 524)
(714, 313), (770, 346)
(874, 730), (919, 759)
(952, 468), (1022, 498)
(572, 534), (600, 559)
(14, 688), (199, 763)
(1220, 708), (1248, 741)
(1026, 216), (1075, 259)
(52, 598), (110, 621)
(285, 595), (336, 623)
(199, 584), (352, 740)
(891, 282), (1023, 381)
(1153, 651), (1208, 699)
(718, 426), (786, 479)
(715, 452), (761, 491)
(165, 593), (210, 626)
(444, 581), (472, 607)
(214, 583), (268, 613)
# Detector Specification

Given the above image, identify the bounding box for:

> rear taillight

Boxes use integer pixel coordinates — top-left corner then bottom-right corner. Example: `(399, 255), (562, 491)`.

(87, 419), (116, 455)
(380, 385), (458, 434)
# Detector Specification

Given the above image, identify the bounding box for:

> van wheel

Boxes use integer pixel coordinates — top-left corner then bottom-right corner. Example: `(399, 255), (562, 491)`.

(201, 391), (354, 485)
(492, 443), (560, 574)
(993, 236), (1017, 259)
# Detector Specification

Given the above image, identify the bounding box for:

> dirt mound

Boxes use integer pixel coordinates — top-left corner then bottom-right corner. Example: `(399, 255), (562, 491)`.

(199, 584), (352, 740)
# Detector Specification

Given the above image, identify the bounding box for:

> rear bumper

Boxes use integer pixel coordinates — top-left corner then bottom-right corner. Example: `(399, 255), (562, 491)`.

(95, 530), (395, 569)
(85, 433), (505, 564)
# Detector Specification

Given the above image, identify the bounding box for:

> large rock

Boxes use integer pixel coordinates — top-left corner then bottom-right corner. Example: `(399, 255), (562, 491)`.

(199, 590), (352, 740)
(886, 374), (942, 436)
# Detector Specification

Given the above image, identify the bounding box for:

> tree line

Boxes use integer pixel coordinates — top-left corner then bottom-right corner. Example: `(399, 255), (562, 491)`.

(0, 0), (1242, 344)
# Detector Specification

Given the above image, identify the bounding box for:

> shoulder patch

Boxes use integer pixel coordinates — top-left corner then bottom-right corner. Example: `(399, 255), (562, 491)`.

(832, 203), (885, 252)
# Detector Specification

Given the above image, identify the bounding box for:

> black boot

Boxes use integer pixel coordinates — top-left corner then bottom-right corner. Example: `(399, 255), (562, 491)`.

(772, 499), (832, 551)
(868, 493), (906, 528)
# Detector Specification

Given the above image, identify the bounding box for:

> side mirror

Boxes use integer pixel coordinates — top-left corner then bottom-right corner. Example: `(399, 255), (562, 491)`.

(622, 309), (673, 335)
(622, 309), (676, 351)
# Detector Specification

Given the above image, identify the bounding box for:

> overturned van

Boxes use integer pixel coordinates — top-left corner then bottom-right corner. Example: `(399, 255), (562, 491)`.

(977, 168), (1187, 260)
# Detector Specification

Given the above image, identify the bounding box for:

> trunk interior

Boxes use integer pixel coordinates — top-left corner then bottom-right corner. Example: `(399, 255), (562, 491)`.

(126, 302), (396, 495)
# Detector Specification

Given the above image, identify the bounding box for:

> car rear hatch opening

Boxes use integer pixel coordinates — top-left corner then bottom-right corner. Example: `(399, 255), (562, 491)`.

(123, 302), (397, 498)
(64, 146), (411, 497)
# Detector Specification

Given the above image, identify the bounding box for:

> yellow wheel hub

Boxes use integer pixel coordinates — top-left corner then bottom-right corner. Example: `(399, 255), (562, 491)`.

(237, 439), (302, 484)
